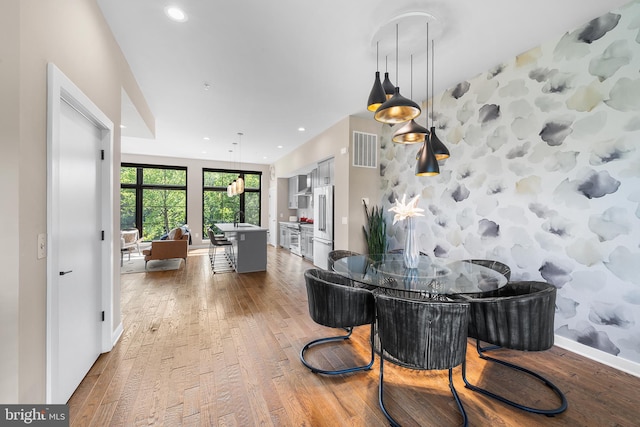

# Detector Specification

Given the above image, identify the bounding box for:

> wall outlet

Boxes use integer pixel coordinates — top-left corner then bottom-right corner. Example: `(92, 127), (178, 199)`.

(37, 233), (47, 259)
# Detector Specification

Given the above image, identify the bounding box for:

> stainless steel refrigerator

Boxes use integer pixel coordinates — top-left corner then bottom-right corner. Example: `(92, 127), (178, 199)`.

(313, 185), (334, 269)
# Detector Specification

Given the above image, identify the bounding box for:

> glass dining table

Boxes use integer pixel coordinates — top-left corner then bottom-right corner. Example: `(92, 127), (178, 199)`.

(332, 253), (507, 298)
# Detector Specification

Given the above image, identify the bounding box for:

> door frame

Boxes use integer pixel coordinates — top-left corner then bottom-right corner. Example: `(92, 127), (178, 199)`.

(45, 63), (115, 403)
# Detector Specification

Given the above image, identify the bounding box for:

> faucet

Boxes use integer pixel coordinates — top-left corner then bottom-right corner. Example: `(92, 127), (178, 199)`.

(233, 210), (245, 227)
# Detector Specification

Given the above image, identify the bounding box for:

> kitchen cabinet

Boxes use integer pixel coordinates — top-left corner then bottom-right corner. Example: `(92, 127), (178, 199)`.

(301, 225), (314, 261)
(317, 158), (334, 186)
(279, 223), (290, 249)
(288, 175), (308, 209)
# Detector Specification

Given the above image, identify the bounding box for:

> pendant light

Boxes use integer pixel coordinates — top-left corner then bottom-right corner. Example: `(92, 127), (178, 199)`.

(428, 39), (450, 160)
(416, 22), (439, 177)
(374, 24), (421, 124)
(367, 42), (386, 111)
(227, 149), (235, 196)
(235, 132), (245, 194)
(392, 54), (428, 144)
(382, 56), (395, 100)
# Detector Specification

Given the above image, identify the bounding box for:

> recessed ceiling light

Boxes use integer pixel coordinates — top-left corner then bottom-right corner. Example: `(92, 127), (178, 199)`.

(203, 137), (210, 141)
(298, 127), (306, 132)
(120, 124), (126, 129)
(277, 145), (283, 149)
(165, 6), (188, 22)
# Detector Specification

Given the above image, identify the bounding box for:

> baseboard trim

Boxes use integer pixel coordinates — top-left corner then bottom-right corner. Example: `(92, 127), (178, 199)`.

(112, 322), (124, 348)
(554, 335), (640, 378)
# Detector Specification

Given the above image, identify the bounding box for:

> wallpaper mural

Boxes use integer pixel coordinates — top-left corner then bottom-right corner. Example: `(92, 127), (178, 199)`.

(379, 0), (640, 365)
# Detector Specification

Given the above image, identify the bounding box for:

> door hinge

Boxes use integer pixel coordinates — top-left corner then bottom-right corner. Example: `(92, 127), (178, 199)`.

(101, 149), (104, 160)
(101, 311), (105, 322)
(101, 230), (105, 240)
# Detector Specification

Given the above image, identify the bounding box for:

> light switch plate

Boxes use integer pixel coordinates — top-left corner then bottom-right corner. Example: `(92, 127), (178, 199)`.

(38, 233), (47, 259)
(342, 217), (348, 225)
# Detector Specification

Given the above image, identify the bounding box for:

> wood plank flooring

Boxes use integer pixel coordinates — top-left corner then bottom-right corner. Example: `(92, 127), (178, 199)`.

(68, 246), (640, 426)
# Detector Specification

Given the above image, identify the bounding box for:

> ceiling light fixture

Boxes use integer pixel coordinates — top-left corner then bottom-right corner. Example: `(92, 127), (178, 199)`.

(392, 54), (428, 144)
(416, 22), (440, 176)
(428, 38), (450, 161)
(227, 149), (235, 197)
(235, 132), (245, 195)
(374, 24), (421, 124)
(367, 42), (386, 112)
(382, 56), (395, 100)
(165, 6), (188, 22)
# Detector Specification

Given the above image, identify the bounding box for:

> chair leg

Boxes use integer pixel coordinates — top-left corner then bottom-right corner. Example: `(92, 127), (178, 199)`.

(300, 324), (374, 375)
(378, 355), (468, 427)
(461, 339), (568, 416)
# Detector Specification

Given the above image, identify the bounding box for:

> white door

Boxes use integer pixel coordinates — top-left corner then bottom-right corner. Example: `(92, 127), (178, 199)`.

(54, 100), (102, 402)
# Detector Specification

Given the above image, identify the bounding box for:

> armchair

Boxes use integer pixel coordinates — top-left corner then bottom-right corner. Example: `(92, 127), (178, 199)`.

(143, 227), (189, 269)
(120, 229), (140, 266)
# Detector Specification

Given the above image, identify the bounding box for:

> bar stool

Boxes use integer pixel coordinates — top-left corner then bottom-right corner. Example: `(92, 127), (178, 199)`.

(207, 228), (234, 273)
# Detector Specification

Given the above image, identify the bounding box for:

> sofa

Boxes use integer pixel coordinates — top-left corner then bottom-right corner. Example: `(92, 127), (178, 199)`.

(143, 226), (189, 268)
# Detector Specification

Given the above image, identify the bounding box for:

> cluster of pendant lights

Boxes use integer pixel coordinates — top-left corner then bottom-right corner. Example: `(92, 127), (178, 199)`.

(367, 22), (449, 176)
(226, 132), (245, 197)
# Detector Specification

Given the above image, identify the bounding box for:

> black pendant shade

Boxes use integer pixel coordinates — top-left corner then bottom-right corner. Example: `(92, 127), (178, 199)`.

(374, 87), (421, 124)
(392, 119), (429, 144)
(429, 126), (450, 160)
(415, 140), (439, 176)
(382, 72), (395, 100)
(367, 71), (386, 112)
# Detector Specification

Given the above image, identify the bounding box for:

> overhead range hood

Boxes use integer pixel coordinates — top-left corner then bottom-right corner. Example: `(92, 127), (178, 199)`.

(294, 173), (313, 195)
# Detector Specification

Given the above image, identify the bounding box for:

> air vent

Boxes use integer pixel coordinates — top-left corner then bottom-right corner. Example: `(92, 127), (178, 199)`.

(352, 131), (377, 168)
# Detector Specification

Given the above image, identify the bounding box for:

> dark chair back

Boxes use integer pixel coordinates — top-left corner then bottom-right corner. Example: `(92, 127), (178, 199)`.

(376, 293), (469, 370)
(468, 281), (556, 351)
(327, 250), (360, 271)
(304, 269), (375, 329)
(463, 259), (511, 281)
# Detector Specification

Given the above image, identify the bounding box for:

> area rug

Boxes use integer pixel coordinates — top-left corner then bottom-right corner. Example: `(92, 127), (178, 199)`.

(121, 256), (183, 274)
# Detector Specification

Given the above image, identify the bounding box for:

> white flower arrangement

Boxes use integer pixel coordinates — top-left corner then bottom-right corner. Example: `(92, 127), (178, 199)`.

(389, 194), (424, 225)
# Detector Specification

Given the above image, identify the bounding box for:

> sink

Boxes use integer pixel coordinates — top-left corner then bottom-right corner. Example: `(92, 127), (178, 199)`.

(234, 223), (256, 228)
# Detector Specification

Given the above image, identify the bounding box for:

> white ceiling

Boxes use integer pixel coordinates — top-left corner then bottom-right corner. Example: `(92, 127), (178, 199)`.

(97, 0), (630, 165)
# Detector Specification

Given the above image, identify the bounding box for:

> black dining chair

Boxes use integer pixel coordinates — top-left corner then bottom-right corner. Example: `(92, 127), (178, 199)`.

(387, 248), (428, 255)
(376, 293), (470, 427)
(300, 269), (376, 375)
(461, 280), (568, 415)
(461, 259), (511, 281)
(327, 249), (361, 271)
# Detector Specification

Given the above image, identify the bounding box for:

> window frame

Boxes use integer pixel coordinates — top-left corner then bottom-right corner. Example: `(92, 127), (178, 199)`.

(202, 168), (262, 235)
(120, 163), (188, 240)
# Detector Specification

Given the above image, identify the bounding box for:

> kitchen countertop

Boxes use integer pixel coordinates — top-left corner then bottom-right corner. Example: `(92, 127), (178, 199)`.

(215, 223), (268, 232)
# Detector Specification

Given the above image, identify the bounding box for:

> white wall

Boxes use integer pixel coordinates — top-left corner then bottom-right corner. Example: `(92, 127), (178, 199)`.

(379, 1), (640, 371)
(2, 0), (153, 402)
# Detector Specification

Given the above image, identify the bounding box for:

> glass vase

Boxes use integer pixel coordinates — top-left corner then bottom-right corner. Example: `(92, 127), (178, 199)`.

(404, 217), (419, 268)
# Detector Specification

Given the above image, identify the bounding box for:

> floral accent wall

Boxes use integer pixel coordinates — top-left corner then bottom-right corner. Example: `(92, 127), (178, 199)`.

(380, 1), (640, 364)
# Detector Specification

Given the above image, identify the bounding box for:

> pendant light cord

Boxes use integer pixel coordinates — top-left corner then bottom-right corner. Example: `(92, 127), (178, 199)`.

(431, 39), (435, 122)
(426, 22), (429, 129)
(395, 24), (399, 87)
(410, 54), (413, 99)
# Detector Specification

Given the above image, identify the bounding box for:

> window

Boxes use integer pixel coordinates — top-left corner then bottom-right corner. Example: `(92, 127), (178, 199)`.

(203, 169), (262, 236)
(120, 164), (187, 241)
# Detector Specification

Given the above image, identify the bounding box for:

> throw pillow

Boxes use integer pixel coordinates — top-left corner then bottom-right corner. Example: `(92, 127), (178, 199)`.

(172, 227), (183, 240)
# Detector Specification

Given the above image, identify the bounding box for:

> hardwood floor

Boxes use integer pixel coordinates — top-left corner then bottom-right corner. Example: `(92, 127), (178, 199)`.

(68, 247), (640, 426)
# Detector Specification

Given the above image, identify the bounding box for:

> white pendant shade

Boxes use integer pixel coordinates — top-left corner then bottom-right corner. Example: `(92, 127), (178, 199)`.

(236, 177), (245, 194)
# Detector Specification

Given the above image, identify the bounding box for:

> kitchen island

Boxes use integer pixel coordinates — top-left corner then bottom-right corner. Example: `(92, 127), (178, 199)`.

(214, 223), (268, 273)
